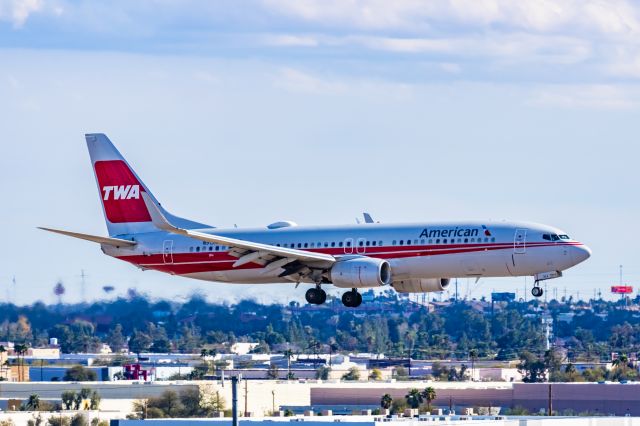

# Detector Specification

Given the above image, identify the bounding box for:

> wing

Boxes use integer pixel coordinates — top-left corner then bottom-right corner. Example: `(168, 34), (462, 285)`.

(141, 194), (335, 271)
(38, 227), (137, 247)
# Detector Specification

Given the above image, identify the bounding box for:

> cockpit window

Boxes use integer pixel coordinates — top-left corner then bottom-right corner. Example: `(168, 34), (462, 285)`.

(559, 234), (570, 240)
(542, 234), (551, 241)
(551, 234), (560, 241)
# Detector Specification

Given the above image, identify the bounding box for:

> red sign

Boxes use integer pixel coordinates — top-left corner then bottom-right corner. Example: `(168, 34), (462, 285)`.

(611, 286), (633, 294)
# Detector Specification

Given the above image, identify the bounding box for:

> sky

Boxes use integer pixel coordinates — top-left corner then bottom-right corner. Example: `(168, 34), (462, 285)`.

(0, 0), (638, 305)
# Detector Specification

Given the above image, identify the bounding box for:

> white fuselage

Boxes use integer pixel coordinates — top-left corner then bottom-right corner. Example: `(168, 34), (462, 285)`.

(105, 220), (591, 286)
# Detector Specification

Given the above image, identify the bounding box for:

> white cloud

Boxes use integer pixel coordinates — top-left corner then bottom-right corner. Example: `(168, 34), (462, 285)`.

(0, 0), (43, 27)
(262, 0), (640, 36)
(528, 84), (640, 109)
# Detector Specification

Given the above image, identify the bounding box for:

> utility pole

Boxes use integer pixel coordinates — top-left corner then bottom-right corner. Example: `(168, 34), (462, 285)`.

(232, 376), (238, 426)
(244, 378), (248, 417)
(272, 390), (275, 415)
(547, 384), (553, 416)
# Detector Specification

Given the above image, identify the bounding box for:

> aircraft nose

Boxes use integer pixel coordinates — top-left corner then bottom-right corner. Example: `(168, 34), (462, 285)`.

(571, 244), (592, 264)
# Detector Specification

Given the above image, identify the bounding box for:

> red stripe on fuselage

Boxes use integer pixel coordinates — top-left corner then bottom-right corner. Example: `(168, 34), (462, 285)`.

(116, 241), (581, 276)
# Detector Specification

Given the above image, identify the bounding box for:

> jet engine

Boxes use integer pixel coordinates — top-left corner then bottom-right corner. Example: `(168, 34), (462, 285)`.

(392, 278), (450, 293)
(330, 257), (392, 288)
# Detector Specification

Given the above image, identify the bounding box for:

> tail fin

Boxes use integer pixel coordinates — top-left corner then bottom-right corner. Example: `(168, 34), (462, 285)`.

(86, 133), (210, 236)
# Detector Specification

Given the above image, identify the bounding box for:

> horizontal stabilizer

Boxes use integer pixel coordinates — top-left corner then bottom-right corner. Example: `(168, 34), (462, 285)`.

(38, 227), (137, 247)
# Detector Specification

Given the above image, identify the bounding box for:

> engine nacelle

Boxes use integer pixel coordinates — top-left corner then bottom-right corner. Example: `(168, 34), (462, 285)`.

(392, 278), (451, 293)
(330, 257), (392, 288)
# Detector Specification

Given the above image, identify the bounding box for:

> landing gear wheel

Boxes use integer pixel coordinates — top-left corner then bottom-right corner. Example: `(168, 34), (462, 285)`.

(341, 289), (362, 308)
(305, 288), (327, 305)
(531, 286), (543, 298)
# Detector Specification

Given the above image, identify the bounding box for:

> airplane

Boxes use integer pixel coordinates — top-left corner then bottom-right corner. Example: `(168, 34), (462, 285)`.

(40, 134), (591, 307)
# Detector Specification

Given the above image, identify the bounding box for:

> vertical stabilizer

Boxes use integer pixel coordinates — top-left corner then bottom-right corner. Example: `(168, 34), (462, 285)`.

(86, 133), (210, 236)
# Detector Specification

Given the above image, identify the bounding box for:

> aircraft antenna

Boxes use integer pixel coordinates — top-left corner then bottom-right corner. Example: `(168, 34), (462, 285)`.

(80, 269), (87, 303)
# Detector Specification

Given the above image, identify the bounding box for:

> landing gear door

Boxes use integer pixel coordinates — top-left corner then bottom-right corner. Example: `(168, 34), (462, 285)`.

(163, 240), (174, 264)
(514, 229), (527, 254)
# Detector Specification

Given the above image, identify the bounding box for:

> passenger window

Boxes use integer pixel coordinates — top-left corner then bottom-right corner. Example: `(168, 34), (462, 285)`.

(304, 243), (308, 248)
(338, 242), (343, 247)
(428, 239), (432, 244)
(443, 239), (447, 243)
(331, 242), (336, 247)
(196, 247), (200, 252)
(379, 241), (383, 246)
(464, 238), (468, 243)
(209, 246), (213, 251)
(324, 242), (329, 247)
(392, 240), (396, 245)
(372, 241), (376, 246)
(491, 237), (495, 242)
(484, 238), (489, 242)
(359, 241), (364, 246)
(436, 239), (440, 244)
(189, 247), (194, 252)
(346, 241), (352, 247)
(399, 240), (404, 245)
(420, 239), (425, 244)
(310, 243), (314, 248)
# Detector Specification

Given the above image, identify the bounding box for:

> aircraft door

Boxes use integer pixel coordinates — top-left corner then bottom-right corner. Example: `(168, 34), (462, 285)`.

(163, 240), (174, 264)
(356, 238), (366, 254)
(344, 238), (354, 254)
(514, 229), (527, 254)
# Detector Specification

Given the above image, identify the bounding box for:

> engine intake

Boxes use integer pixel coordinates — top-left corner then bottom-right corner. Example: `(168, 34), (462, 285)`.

(392, 278), (450, 293)
(330, 257), (392, 288)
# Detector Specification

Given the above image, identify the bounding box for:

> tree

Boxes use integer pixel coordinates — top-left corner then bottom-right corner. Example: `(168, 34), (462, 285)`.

(266, 363), (280, 379)
(47, 417), (71, 426)
(89, 391), (101, 410)
(380, 393), (393, 410)
(61, 391), (76, 410)
(315, 365), (330, 380)
(517, 351), (547, 383)
(25, 394), (40, 411)
(369, 368), (382, 381)
(64, 366), (97, 382)
(128, 329), (152, 354)
(405, 388), (423, 409)
(70, 413), (89, 426)
(341, 366), (360, 381)
(421, 387), (437, 412)
(14, 343), (28, 381)
(105, 324), (127, 353)
(283, 349), (294, 379)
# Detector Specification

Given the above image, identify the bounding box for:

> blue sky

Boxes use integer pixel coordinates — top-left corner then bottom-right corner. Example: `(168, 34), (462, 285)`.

(0, 0), (638, 305)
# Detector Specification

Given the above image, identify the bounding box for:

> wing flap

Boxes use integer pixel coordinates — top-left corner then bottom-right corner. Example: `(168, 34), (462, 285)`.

(38, 227), (137, 247)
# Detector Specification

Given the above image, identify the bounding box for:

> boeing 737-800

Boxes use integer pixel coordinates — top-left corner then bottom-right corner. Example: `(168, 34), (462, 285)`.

(40, 134), (591, 307)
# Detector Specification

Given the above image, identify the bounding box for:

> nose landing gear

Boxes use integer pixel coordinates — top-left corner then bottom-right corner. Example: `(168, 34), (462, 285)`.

(531, 283), (544, 298)
(305, 286), (327, 305)
(341, 289), (362, 308)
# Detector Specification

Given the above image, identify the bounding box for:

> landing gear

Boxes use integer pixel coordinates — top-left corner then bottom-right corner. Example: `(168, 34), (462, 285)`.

(531, 283), (544, 298)
(341, 289), (362, 308)
(305, 287), (327, 305)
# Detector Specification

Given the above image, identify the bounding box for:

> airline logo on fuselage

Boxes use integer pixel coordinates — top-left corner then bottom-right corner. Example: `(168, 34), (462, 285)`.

(102, 185), (140, 200)
(419, 227), (480, 239)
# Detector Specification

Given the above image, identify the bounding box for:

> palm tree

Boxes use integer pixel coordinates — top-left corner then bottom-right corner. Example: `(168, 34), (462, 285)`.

(421, 387), (437, 412)
(469, 349), (478, 381)
(284, 349), (294, 379)
(14, 344), (28, 381)
(380, 393), (393, 410)
(25, 393), (40, 411)
(405, 388), (423, 409)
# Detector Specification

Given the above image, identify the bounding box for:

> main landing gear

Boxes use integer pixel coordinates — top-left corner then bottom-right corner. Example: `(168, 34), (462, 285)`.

(305, 286), (327, 305)
(341, 289), (362, 308)
(531, 282), (544, 298)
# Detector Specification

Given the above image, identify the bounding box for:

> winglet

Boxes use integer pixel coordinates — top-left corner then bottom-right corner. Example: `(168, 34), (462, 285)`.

(141, 192), (181, 233)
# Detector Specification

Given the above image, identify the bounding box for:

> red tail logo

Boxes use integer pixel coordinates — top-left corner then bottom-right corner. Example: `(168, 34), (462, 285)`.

(94, 161), (151, 223)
